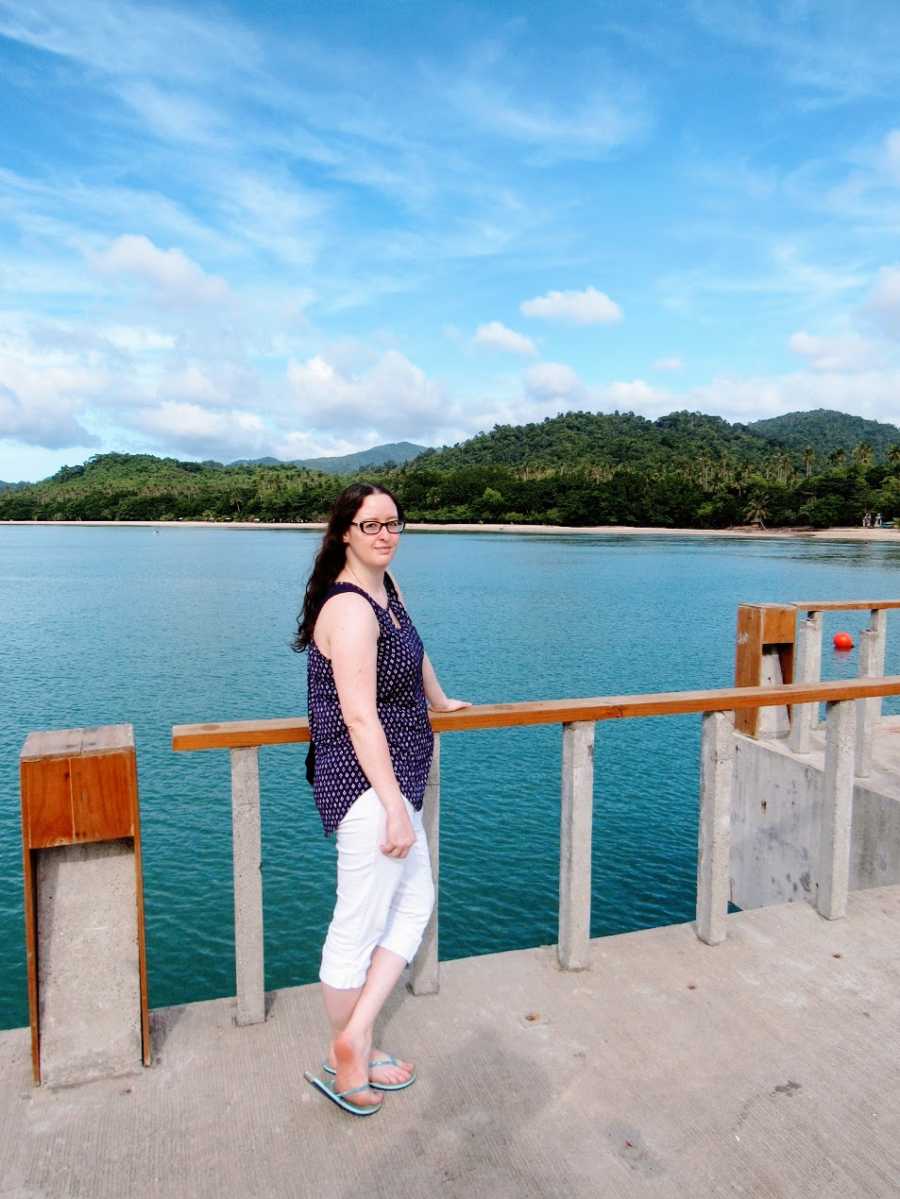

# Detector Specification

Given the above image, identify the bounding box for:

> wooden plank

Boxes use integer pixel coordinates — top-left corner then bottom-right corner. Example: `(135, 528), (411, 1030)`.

(734, 606), (764, 736)
(735, 605), (795, 737)
(762, 605), (796, 645)
(734, 606), (764, 688)
(172, 676), (900, 751)
(70, 751), (136, 843)
(173, 717), (311, 751)
(21, 757), (74, 848)
(792, 600), (900, 612)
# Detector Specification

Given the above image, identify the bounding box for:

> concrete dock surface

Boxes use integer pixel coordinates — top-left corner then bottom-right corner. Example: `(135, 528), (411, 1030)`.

(2, 885), (899, 1199)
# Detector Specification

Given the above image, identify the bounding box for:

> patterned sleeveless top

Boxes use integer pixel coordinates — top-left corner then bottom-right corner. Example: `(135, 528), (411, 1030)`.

(307, 575), (434, 835)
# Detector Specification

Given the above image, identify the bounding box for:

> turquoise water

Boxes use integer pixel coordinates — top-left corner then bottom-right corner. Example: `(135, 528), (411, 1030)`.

(2, 525), (899, 1029)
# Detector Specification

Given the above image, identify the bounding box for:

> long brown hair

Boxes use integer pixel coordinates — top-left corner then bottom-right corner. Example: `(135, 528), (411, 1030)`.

(292, 481), (405, 652)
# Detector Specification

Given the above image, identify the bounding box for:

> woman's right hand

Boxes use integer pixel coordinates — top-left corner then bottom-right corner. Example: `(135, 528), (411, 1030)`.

(381, 804), (416, 859)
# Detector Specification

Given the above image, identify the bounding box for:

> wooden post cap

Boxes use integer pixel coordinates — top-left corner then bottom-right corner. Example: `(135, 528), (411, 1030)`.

(20, 725), (138, 849)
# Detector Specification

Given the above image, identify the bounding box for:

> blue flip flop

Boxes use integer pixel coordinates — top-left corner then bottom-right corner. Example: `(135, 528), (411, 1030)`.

(322, 1055), (417, 1092)
(304, 1071), (383, 1116)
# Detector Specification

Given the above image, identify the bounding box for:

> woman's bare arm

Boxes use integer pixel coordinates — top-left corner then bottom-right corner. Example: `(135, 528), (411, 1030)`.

(422, 653), (470, 712)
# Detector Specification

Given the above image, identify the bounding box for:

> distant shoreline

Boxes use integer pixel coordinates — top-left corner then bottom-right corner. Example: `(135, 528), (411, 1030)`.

(3, 518), (900, 542)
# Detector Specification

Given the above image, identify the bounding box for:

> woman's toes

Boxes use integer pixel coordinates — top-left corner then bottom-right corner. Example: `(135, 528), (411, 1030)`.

(370, 1054), (414, 1086)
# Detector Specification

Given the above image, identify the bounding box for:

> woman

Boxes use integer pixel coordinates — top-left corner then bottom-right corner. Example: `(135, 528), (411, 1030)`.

(295, 482), (468, 1116)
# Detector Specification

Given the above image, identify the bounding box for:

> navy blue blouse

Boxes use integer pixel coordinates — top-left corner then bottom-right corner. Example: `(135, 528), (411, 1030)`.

(307, 576), (434, 835)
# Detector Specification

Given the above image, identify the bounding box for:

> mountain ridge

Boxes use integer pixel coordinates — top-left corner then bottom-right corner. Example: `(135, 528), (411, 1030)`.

(230, 441), (428, 474)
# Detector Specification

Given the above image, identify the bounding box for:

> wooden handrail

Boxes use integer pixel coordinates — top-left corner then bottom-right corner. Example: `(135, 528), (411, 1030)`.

(791, 600), (900, 612)
(172, 675), (900, 752)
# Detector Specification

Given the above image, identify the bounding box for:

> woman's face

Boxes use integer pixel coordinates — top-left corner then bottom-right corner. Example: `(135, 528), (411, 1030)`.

(343, 492), (401, 571)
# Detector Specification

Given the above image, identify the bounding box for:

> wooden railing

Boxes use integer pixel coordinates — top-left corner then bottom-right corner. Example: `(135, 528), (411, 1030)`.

(172, 675), (900, 1027)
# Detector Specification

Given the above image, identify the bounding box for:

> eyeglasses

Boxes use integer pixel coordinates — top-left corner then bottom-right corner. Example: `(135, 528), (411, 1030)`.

(350, 519), (405, 535)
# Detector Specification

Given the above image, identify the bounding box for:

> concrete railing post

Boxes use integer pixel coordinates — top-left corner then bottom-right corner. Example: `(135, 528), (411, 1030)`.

(696, 711), (735, 945)
(817, 700), (856, 920)
(855, 609), (887, 778)
(410, 735), (440, 995)
(230, 747), (265, 1025)
(558, 720), (595, 971)
(789, 610), (823, 753)
(19, 725), (150, 1085)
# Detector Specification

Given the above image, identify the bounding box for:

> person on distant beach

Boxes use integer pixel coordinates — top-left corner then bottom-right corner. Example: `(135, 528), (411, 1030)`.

(293, 482), (469, 1116)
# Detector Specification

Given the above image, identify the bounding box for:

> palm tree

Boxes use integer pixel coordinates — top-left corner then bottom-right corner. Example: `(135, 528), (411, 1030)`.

(829, 447), (847, 469)
(888, 444), (900, 469)
(854, 441), (874, 469)
(803, 446), (815, 478)
(744, 497), (769, 528)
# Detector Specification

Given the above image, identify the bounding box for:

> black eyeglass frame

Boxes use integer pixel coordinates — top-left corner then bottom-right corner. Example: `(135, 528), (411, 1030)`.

(349, 519), (406, 535)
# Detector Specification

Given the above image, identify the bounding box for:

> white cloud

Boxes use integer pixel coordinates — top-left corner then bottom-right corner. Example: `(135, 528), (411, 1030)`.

(117, 82), (227, 146)
(271, 430), (367, 462)
(865, 266), (900, 337)
(604, 379), (673, 414)
(0, 383), (97, 449)
(658, 243), (867, 317)
(653, 356), (684, 371)
(452, 83), (646, 158)
(90, 235), (231, 305)
(0, 334), (112, 448)
(287, 350), (455, 439)
(521, 287), (622, 325)
(102, 325), (176, 352)
(523, 362), (584, 401)
(689, 369), (900, 425)
(688, 1), (900, 105)
(473, 321), (537, 356)
(130, 401), (266, 459)
(0, 0), (261, 84)
(788, 330), (881, 371)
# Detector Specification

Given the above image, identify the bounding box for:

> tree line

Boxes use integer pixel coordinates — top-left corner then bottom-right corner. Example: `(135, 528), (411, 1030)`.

(1, 442), (899, 529)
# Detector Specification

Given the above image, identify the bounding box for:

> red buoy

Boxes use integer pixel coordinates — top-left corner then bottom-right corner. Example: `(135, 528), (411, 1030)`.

(833, 631), (854, 651)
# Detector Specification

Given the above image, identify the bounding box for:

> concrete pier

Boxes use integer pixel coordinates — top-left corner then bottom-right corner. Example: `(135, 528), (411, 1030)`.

(2, 885), (899, 1199)
(732, 715), (900, 911)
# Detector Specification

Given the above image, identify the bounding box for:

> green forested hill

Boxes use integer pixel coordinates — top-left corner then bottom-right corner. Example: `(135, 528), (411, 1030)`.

(748, 409), (900, 459)
(0, 453), (338, 522)
(3, 408), (900, 529)
(415, 410), (775, 471)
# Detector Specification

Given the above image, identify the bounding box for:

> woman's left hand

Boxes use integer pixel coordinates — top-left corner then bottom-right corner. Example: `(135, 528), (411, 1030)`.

(429, 698), (471, 712)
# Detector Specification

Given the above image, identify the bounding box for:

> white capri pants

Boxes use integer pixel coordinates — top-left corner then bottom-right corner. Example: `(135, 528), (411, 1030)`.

(320, 787), (435, 990)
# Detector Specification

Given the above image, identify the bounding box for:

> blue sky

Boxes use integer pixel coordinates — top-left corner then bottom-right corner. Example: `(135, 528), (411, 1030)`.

(2, 0), (900, 480)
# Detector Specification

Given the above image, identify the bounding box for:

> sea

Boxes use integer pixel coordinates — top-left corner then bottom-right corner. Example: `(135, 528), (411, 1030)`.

(2, 523), (899, 1029)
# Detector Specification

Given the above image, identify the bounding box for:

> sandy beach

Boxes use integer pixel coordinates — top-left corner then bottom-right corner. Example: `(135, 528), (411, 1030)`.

(3, 519), (900, 541)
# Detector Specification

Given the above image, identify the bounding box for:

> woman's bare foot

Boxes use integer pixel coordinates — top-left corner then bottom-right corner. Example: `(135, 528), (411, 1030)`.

(368, 1051), (414, 1088)
(328, 1043), (414, 1089)
(332, 1029), (382, 1109)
